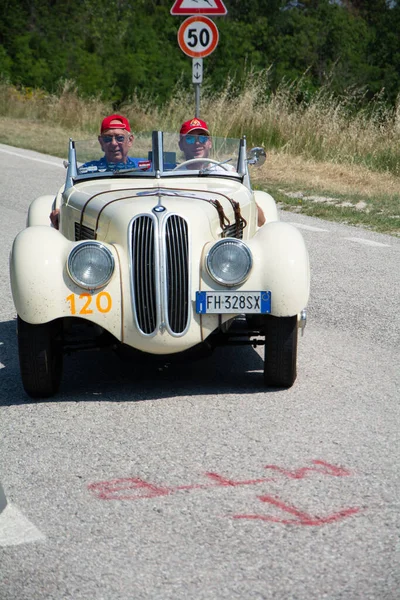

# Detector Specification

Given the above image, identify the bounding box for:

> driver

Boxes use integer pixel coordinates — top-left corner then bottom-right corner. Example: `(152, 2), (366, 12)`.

(179, 118), (265, 226)
(50, 114), (148, 228)
(81, 114), (138, 171)
(178, 118), (213, 169)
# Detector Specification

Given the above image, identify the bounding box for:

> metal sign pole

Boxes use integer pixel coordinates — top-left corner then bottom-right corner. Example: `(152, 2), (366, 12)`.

(195, 84), (200, 117)
(176, 16), (221, 118)
(192, 58), (203, 117)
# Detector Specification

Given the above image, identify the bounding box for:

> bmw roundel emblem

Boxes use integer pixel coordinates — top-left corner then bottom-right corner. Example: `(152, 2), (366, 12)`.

(153, 205), (166, 212)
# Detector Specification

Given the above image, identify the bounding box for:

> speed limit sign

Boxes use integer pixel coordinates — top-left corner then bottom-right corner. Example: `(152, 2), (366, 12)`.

(177, 16), (219, 58)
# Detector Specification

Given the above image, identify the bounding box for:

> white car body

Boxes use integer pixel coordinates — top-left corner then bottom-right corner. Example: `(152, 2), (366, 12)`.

(10, 131), (310, 397)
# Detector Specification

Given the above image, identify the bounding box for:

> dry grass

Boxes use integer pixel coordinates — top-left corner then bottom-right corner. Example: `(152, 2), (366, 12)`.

(3, 75), (400, 170)
(252, 151), (400, 198)
(159, 73), (400, 175)
(0, 77), (399, 235)
(3, 115), (398, 199)
(0, 81), (111, 133)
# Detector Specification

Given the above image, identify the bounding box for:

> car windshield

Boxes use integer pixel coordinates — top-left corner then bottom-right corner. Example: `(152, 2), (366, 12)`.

(72, 131), (243, 179)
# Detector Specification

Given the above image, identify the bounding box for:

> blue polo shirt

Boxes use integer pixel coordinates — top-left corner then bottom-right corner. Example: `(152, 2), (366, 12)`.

(79, 156), (151, 173)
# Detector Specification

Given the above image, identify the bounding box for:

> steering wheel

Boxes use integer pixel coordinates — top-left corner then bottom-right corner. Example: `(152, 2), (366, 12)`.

(172, 158), (229, 171)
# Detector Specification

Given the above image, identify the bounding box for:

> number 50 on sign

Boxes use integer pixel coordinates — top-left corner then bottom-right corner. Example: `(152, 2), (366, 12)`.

(178, 16), (219, 58)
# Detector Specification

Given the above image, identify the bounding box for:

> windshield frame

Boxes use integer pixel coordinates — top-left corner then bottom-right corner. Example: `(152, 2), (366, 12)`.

(65, 130), (248, 191)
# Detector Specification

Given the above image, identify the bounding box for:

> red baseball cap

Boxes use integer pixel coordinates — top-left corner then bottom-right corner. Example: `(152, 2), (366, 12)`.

(100, 114), (131, 133)
(180, 118), (209, 136)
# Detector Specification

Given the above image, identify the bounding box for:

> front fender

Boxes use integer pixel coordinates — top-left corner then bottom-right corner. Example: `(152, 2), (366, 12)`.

(199, 222), (310, 318)
(10, 226), (122, 336)
(247, 221), (310, 315)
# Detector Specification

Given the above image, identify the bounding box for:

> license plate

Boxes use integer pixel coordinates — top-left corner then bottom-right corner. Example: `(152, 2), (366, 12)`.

(196, 291), (271, 314)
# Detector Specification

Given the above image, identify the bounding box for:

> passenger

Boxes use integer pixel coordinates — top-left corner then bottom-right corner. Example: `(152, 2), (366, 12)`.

(178, 118), (235, 173)
(50, 114), (143, 228)
(179, 118), (266, 226)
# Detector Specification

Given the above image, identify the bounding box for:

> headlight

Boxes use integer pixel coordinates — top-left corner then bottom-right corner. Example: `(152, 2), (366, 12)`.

(67, 242), (115, 289)
(206, 239), (253, 286)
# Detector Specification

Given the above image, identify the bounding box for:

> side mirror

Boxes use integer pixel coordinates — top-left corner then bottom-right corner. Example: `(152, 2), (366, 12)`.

(247, 147), (266, 167)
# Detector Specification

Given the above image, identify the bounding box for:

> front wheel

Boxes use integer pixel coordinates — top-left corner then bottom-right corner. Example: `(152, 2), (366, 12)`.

(17, 317), (63, 399)
(263, 315), (298, 388)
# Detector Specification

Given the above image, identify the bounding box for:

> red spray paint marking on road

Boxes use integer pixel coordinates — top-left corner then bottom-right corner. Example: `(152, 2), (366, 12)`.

(263, 460), (352, 479)
(88, 472), (276, 501)
(232, 495), (361, 525)
(87, 478), (172, 501)
(88, 461), (354, 501)
(87, 460), (362, 526)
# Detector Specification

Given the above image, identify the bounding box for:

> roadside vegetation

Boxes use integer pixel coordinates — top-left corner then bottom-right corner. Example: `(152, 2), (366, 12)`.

(1, 77), (399, 237)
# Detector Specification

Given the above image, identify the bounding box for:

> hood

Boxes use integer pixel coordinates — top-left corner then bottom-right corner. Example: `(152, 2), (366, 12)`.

(64, 181), (246, 244)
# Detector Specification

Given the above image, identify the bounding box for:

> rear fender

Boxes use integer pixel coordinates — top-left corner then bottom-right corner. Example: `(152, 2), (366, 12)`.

(27, 195), (56, 227)
(253, 190), (279, 223)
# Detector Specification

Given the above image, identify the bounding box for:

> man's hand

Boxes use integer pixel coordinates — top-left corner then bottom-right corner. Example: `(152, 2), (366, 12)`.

(50, 208), (60, 229)
(257, 204), (266, 227)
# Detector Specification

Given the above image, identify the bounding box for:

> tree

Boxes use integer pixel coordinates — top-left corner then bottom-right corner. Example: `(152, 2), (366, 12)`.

(0, 0), (399, 107)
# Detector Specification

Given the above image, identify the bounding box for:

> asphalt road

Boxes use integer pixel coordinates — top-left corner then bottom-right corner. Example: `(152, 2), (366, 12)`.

(0, 144), (399, 600)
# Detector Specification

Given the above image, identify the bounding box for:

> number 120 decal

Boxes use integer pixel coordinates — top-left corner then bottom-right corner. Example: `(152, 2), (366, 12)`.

(66, 292), (112, 315)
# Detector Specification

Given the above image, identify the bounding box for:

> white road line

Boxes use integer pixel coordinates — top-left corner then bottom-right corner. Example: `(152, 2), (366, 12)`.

(0, 363), (5, 369)
(0, 483), (6, 513)
(0, 147), (64, 168)
(288, 222), (329, 232)
(0, 503), (46, 546)
(346, 237), (390, 247)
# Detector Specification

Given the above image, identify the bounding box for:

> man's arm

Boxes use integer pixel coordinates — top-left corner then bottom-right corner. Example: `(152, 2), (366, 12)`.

(50, 208), (60, 229)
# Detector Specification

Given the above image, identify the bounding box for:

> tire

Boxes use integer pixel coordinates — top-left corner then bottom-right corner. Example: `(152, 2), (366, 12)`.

(17, 316), (63, 399)
(263, 315), (298, 388)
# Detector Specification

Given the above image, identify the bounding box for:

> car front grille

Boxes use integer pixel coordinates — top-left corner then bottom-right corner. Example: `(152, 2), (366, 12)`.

(165, 215), (189, 334)
(75, 222), (95, 240)
(222, 222), (244, 239)
(131, 214), (190, 336)
(131, 215), (157, 335)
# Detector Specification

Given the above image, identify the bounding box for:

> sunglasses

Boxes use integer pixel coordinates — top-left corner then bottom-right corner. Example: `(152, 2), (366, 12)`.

(101, 134), (127, 143)
(184, 134), (209, 144)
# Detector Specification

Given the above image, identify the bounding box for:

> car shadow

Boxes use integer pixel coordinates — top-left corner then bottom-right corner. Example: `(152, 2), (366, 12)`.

(0, 318), (279, 406)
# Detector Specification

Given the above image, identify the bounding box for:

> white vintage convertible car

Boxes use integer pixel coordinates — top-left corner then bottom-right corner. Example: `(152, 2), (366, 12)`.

(10, 130), (310, 398)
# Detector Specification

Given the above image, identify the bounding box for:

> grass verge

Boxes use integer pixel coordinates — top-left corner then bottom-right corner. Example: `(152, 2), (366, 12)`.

(1, 77), (399, 237)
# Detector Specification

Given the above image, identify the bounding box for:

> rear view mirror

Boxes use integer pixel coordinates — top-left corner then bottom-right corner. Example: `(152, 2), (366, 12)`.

(247, 147), (266, 167)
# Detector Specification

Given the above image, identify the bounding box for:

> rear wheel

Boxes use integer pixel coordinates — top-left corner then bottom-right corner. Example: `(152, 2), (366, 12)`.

(263, 315), (298, 388)
(17, 317), (63, 399)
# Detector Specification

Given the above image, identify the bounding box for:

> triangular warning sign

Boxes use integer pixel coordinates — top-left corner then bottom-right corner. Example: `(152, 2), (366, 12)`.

(171, 0), (227, 16)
